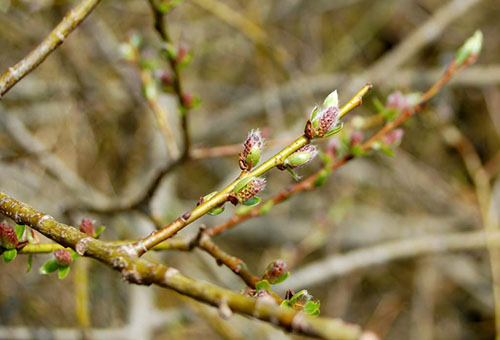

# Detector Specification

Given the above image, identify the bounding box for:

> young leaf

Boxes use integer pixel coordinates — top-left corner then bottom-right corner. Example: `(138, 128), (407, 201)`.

(58, 266), (71, 280)
(95, 225), (106, 238)
(259, 201), (274, 215)
(272, 272), (290, 285)
(208, 206), (225, 216)
(14, 224), (26, 240)
(241, 196), (261, 207)
(40, 259), (59, 274)
(2, 249), (17, 263)
(304, 300), (320, 317)
(255, 280), (271, 292)
(27, 254), (32, 272)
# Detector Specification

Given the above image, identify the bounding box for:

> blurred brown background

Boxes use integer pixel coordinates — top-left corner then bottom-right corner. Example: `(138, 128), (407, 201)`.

(1, 0), (500, 339)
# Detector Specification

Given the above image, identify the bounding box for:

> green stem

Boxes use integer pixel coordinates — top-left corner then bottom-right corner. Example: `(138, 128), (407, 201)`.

(128, 84), (372, 256)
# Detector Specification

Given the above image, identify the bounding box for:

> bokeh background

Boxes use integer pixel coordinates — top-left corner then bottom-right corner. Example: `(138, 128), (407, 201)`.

(1, 0), (500, 339)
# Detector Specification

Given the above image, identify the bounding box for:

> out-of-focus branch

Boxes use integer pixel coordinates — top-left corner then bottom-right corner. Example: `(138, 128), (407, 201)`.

(148, 0), (191, 158)
(0, 0), (102, 97)
(206, 56), (478, 238)
(0, 109), (112, 208)
(0, 192), (365, 340)
(283, 230), (500, 291)
(441, 124), (500, 336)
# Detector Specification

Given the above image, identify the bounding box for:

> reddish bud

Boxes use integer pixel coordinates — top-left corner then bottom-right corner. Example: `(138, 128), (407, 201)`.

(182, 92), (194, 109)
(176, 42), (188, 63)
(350, 131), (363, 146)
(386, 91), (409, 111)
(0, 223), (18, 249)
(156, 69), (173, 87)
(53, 249), (73, 266)
(80, 218), (95, 238)
(382, 129), (404, 145)
(326, 137), (340, 158)
(242, 129), (264, 169)
(263, 259), (287, 284)
(236, 178), (266, 203)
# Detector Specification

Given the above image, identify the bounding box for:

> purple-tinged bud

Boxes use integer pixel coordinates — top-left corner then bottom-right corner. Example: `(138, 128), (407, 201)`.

(80, 218), (95, 238)
(386, 91), (409, 112)
(284, 145), (318, 169)
(156, 69), (173, 87)
(263, 259), (288, 284)
(241, 129), (264, 169)
(383, 129), (404, 146)
(350, 131), (364, 146)
(236, 177), (266, 203)
(53, 249), (73, 266)
(182, 92), (194, 109)
(326, 137), (340, 158)
(316, 107), (340, 137)
(0, 223), (18, 249)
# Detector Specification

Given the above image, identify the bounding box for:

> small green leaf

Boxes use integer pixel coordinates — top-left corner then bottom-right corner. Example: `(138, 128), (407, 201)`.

(285, 167), (301, 181)
(234, 177), (254, 194)
(40, 259), (59, 274)
(272, 272), (290, 285)
(27, 254), (32, 272)
(351, 145), (366, 157)
(304, 300), (320, 317)
(379, 145), (395, 157)
(372, 97), (385, 113)
(69, 249), (80, 260)
(259, 201), (274, 215)
(256, 280), (271, 292)
(309, 106), (319, 121)
(242, 196), (261, 207)
(2, 249), (17, 263)
(281, 300), (293, 308)
(322, 123), (343, 138)
(95, 226), (106, 238)
(58, 266), (70, 279)
(314, 169), (331, 187)
(208, 206), (225, 216)
(14, 225), (26, 240)
(323, 90), (338, 108)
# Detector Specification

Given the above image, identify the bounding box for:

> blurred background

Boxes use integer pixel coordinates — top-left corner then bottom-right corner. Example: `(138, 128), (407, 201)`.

(1, 0), (500, 339)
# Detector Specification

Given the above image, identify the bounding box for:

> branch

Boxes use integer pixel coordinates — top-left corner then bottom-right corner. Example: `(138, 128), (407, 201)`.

(0, 191), (365, 340)
(125, 84), (371, 256)
(284, 230), (500, 291)
(0, 0), (102, 97)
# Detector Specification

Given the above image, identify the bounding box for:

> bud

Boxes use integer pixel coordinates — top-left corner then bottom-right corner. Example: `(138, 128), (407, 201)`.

(0, 223), (18, 249)
(53, 249), (73, 266)
(308, 90), (342, 138)
(326, 137), (340, 158)
(385, 91), (408, 111)
(182, 92), (194, 109)
(349, 131), (363, 146)
(156, 69), (173, 87)
(241, 129), (264, 169)
(235, 177), (266, 203)
(382, 129), (404, 146)
(80, 218), (95, 238)
(284, 145), (318, 169)
(263, 259), (288, 284)
(176, 42), (189, 64)
(455, 30), (483, 66)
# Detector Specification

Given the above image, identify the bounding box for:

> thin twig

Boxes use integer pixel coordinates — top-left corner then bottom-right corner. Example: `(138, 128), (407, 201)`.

(0, 0), (102, 97)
